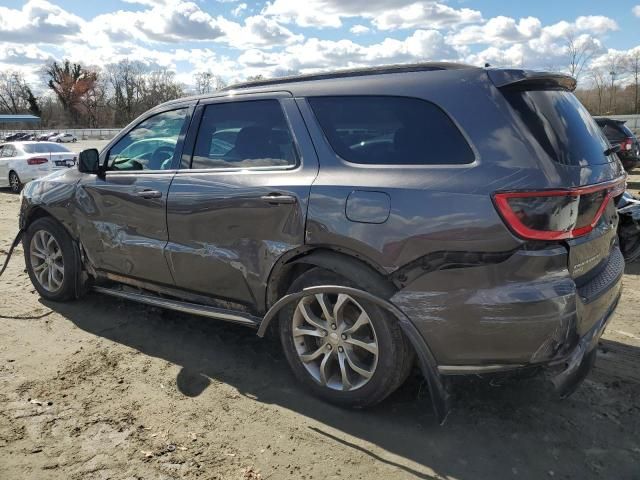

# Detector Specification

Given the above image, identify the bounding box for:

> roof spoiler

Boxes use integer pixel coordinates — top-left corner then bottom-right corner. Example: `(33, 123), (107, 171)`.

(487, 69), (577, 92)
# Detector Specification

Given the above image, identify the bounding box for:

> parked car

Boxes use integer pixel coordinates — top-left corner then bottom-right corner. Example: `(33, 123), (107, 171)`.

(50, 133), (77, 143)
(0, 141), (76, 193)
(17, 64), (625, 421)
(595, 117), (640, 171)
(37, 131), (59, 141)
(4, 132), (31, 142)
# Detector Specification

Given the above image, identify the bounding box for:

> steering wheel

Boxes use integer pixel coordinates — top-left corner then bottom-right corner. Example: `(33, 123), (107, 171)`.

(150, 146), (175, 170)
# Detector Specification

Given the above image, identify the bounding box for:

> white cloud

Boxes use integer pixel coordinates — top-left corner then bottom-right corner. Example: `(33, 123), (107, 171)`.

(225, 15), (304, 48)
(450, 16), (541, 46)
(0, 43), (52, 65)
(237, 29), (459, 75)
(574, 15), (618, 34)
(262, 0), (482, 30)
(0, 0), (84, 43)
(372, 3), (482, 30)
(350, 25), (370, 35)
(634, 5), (640, 17)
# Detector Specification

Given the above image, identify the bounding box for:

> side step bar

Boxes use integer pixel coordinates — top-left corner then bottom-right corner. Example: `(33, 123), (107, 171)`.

(92, 286), (261, 328)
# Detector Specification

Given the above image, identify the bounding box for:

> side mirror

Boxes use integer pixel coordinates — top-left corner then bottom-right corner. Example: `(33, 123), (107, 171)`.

(78, 149), (101, 174)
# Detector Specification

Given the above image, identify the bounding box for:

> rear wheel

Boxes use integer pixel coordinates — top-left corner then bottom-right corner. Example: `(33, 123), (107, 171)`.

(8, 171), (21, 193)
(24, 217), (78, 302)
(279, 268), (413, 407)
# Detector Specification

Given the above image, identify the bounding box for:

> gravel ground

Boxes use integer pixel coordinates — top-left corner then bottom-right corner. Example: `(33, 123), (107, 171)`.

(0, 170), (639, 479)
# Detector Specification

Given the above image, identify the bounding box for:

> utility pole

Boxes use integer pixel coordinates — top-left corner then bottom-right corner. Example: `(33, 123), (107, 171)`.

(609, 70), (616, 113)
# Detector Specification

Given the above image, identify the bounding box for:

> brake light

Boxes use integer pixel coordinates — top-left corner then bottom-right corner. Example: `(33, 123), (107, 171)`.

(27, 157), (48, 165)
(493, 179), (626, 241)
(620, 138), (633, 151)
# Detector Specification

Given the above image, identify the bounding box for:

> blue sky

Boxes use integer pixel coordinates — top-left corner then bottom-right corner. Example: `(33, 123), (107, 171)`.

(1, 0), (639, 90)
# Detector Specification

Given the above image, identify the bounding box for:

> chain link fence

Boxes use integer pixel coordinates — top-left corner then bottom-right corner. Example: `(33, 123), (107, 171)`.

(1, 128), (121, 140)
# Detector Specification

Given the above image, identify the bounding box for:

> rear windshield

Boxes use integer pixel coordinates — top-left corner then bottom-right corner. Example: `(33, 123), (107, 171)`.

(23, 143), (71, 153)
(308, 96), (474, 165)
(502, 89), (611, 166)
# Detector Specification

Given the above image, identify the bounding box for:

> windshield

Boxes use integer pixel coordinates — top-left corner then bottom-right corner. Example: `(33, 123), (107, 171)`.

(23, 143), (72, 153)
(502, 89), (611, 166)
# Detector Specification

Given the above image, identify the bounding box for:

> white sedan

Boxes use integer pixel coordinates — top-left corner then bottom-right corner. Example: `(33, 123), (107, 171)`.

(50, 133), (77, 143)
(0, 142), (77, 193)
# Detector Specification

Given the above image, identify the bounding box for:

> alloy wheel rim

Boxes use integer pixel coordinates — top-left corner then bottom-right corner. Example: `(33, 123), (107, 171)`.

(292, 293), (379, 391)
(29, 230), (64, 292)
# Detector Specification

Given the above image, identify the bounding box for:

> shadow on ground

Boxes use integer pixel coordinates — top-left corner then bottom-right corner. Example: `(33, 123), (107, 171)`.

(43, 294), (640, 480)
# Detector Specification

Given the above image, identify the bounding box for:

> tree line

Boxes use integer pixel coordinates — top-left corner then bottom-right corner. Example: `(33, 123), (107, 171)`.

(0, 59), (228, 128)
(1, 50), (640, 129)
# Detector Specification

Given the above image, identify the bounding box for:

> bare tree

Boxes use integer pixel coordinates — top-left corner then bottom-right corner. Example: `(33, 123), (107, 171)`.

(79, 73), (109, 128)
(194, 71), (227, 94)
(565, 33), (597, 83)
(143, 68), (184, 109)
(626, 49), (640, 114)
(0, 72), (37, 115)
(605, 53), (626, 114)
(590, 68), (608, 115)
(105, 60), (147, 125)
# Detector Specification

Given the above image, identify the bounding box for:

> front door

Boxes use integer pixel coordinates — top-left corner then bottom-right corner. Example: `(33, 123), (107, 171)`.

(165, 95), (318, 311)
(75, 107), (191, 284)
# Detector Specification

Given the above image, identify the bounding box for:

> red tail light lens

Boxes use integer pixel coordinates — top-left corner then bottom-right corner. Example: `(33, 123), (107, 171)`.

(620, 138), (633, 151)
(27, 157), (48, 165)
(493, 179), (626, 241)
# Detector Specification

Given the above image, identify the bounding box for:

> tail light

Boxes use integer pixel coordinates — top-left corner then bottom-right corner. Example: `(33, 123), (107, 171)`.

(27, 157), (48, 165)
(620, 138), (633, 151)
(493, 179), (626, 241)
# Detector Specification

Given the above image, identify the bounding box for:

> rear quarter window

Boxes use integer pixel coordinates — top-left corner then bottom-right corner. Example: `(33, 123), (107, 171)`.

(308, 96), (474, 165)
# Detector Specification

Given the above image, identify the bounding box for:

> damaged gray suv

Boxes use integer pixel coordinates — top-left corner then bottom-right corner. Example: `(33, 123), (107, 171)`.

(18, 63), (626, 422)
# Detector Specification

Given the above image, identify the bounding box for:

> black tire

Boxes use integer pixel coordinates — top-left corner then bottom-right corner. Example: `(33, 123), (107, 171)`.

(279, 267), (413, 408)
(8, 171), (21, 194)
(23, 217), (78, 302)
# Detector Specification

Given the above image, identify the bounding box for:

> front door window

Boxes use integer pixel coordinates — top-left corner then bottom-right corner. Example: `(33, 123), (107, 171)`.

(107, 108), (188, 171)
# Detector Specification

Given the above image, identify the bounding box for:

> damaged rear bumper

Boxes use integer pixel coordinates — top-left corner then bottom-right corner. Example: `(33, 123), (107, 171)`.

(548, 291), (620, 398)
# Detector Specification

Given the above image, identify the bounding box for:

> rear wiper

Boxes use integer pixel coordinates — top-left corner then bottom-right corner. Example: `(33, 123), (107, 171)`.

(604, 144), (621, 156)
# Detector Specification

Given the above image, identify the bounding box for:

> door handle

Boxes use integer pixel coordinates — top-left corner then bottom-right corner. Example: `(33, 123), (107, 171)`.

(260, 194), (297, 205)
(135, 189), (162, 199)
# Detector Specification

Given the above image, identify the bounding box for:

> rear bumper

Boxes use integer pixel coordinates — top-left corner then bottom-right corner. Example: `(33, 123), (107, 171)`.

(391, 245), (624, 371)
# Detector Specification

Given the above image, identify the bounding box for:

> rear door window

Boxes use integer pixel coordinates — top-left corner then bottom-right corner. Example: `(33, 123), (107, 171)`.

(308, 96), (474, 165)
(191, 100), (298, 169)
(502, 89), (610, 166)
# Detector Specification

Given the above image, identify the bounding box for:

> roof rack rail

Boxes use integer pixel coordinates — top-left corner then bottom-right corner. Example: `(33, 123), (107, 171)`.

(222, 62), (477, 91)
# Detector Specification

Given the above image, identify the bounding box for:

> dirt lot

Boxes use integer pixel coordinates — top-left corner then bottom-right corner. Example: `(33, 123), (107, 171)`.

(0, 171), (639, 480)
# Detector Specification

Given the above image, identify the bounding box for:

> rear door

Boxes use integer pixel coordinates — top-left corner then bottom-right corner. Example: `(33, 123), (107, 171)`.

(75, 106), (192, 284)
(165, 93), (318, 311)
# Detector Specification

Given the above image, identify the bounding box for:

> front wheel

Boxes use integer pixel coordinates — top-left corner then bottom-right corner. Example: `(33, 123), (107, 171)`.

(23, 217), (78, 302)
(279, 268), (413, 408)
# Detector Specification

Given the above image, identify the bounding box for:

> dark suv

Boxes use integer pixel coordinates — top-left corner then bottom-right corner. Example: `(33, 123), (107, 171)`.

(595, 117), (640, 171)
(18, 64), (625, 421)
